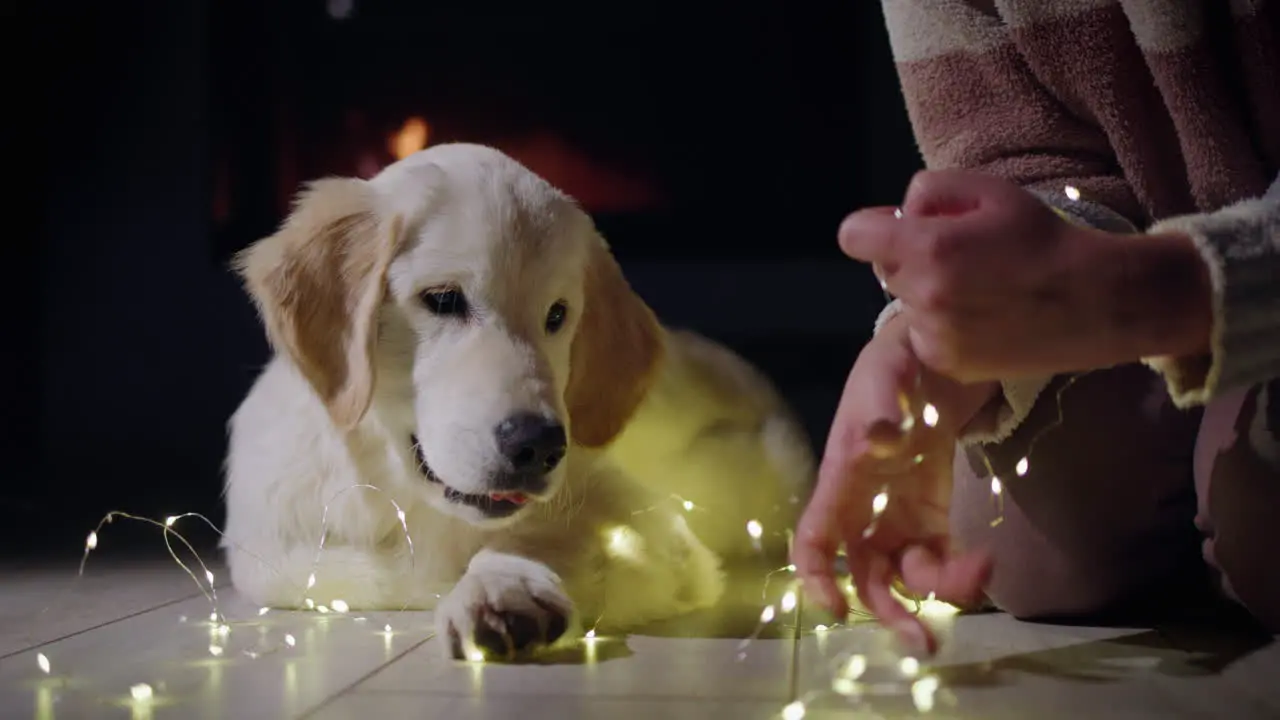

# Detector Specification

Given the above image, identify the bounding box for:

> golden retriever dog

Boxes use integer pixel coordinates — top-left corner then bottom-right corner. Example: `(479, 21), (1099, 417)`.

(221, 143), (813, 660)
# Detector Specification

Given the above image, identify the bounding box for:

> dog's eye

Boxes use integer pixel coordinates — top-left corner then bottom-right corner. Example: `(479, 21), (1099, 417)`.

(420, 288), (468, 317)
(545, 301), (568, 334)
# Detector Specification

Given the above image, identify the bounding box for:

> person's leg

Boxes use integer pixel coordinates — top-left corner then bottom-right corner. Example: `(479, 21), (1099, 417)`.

(1195, 381), (1280, 632)
(949, 365), (1204, 619)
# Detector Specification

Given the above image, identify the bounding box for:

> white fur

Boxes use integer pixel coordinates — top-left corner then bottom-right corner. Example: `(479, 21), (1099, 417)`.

(222, 144), (809, 659)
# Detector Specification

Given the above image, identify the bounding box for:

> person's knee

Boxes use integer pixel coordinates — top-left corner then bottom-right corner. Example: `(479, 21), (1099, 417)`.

(1196, 382), (1280, 633)
(950, 366), (1201, 622)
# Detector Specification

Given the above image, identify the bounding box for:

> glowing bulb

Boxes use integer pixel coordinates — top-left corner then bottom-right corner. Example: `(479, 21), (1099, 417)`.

(785, 564), (797, 572)
(814, 624), (828, 635)
(331, 599), (349, 613)
(85, 531), (98, 550)
(1065, 185), (1081, 201)
(893, 207), (904, 219)
(467, 649), (485, 663)
(584, 629), (596, 640)
(304, 598), (315, 610)
(205, 570), (215, 585)
(842, 653), (868, 680)
(209, 644), (224, 657)
(991, 476), (1003, 496)
(922, 403), (939, 427)
(317, 605), (330, 614)
(782, 700), (807, 720)
(781, 591), (798, 613)
(604, 525), (644, 560)
(165, 516), (177, 527)
(1016, 456), (1029, 476)
(258, 607), (270, 616)
(746, 520), (764, 539)
(899, 657), (920, 678)
(682, 500), (694, 511)
(872, 491), (889, 516)
(209, 612), (218, 623)
(912, 675), (940, 713)
(36, 653), (50, 674)
(383, 624), (393, 634)
(760, 605), (777, 623)
(396, 509), (407, 523)
(306, 573), (317, 589)
(216, 624), (230, 637)
(919, 593), (961, 619)
(129, 683), (154, 702)
(284, 634), (296, 647)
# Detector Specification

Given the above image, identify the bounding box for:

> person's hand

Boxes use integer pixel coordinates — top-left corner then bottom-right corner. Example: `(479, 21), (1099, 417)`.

(839, 170), (1214, 383)
(792, 313), (996, 655)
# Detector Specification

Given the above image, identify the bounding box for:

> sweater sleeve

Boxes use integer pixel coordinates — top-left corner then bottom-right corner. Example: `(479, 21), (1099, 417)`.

(877, 0), (1147, 444)
(1142, 174), (1280, 406)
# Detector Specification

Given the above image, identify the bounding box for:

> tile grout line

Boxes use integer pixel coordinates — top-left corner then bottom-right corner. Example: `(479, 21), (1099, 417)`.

(0, 588), (217, 661)
(294, 632), (438, 720)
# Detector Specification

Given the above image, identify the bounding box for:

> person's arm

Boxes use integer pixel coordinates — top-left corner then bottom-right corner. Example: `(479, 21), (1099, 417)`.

(875, 0), (1143, 443)
(1140, 175), (1280, 406)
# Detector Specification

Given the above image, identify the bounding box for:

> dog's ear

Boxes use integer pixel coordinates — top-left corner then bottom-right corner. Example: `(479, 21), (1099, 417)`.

(234, 178), (406, 430)
(566, 236), (665, 447)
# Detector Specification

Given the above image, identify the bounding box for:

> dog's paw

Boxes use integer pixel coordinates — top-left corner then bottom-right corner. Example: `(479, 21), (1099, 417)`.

(436, 553), (573, 661)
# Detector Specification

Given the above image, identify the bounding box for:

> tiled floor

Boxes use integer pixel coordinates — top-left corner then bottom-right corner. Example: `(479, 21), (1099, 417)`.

(2, 560), (1278, 719)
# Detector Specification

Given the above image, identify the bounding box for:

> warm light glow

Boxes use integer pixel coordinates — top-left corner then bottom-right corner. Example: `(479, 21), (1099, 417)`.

(899, 657), (920, 678)
(209, 644), (224, 657)
(164, 516), (177, 528)
(1016, 457), (1029, 476)
(841, 653), (868, 680)
(389, 117), (430, 160)
(304, 598), (315, 610)
(604, 525), (645, 561)
(991, 476), (1003, 496)
(129, 683), (154, 702)
(36, 653), (50, 674)
(782, 700), (807, 720)
(912, 675), (940, 712)
(872, 491), (889, 516)
(919, 593), (961, 619)
(922, 404), (939, 428)
(85, 531), (98, 550)
(331, 599), (350, 613)
(760, 605), (777, 623)
(781, 591), (798, 613)
(306, 573), (317, 590)
(284, 634), (297, 647)
(746, 520), (764, 539)
(682, 500), (695, 511)
(383, 624), (393, 634)
(467, 649), (485, 663)
(1065, 185), (1081, 201)
(258, 607), (270, 616)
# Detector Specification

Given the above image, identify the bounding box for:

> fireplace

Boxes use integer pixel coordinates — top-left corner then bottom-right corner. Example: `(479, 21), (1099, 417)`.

(207, 0), (920, 265)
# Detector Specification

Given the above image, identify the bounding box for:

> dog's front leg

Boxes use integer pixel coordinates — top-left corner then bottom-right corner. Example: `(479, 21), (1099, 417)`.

(434, 549), (574, 661)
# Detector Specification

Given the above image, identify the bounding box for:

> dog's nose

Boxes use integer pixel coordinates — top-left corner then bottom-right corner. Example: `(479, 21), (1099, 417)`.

(495, 413), (567, 472)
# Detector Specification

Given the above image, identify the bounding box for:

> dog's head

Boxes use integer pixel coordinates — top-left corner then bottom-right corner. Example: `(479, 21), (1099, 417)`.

(235, 143), (663, 525)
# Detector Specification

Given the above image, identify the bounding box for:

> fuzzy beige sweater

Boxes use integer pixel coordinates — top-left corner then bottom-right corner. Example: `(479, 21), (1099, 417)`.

(877, 0), (1280, 443)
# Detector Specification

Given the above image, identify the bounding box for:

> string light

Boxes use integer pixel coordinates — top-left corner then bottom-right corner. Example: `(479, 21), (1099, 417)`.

(129, 683), (154, 702)
(36, 652), (50, 674)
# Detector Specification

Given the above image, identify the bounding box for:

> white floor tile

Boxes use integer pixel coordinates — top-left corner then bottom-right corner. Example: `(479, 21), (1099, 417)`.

(355, 634), (797, 702)
(0, 589), (434, 720)
(308, 692), (783, 720)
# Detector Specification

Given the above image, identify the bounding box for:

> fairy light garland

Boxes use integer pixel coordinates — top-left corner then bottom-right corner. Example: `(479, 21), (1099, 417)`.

(24, 186), (1099, 718)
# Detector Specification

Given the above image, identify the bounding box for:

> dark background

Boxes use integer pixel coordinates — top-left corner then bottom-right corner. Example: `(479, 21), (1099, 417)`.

(1, 0), (922, 559)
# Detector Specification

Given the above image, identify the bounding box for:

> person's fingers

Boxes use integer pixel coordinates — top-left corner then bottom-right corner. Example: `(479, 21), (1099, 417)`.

(792, 493), (851, 618)
(852, 549), (937, 656)
(903, 169), (990, 217)
(898, 544), (993, 609)
(837, 208), (909, 268)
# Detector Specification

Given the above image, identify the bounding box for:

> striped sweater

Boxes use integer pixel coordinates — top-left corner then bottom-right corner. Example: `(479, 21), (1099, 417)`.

(877, 0), (1280, 443)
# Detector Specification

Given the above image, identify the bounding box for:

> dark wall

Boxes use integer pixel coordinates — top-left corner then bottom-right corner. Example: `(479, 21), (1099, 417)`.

(7, 0), (922, 555)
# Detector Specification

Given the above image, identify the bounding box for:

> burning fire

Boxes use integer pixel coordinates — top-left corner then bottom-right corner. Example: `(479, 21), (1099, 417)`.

(389, 117), (430, 160)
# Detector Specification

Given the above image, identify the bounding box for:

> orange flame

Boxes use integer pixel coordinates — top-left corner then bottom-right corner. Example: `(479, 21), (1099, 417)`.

(389, 117), (430, 160)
